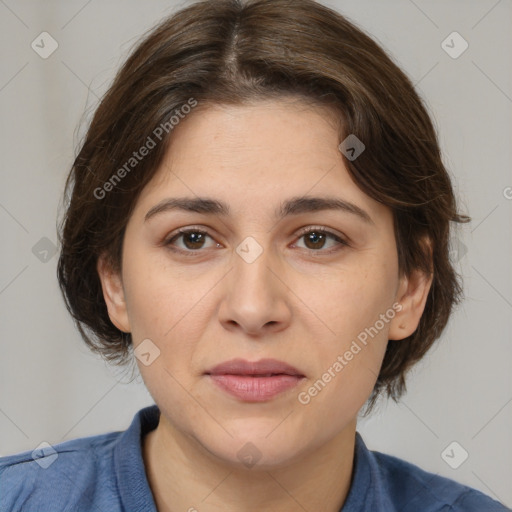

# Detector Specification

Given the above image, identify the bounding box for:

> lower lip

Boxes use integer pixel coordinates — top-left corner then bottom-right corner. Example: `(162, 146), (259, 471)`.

(208, 374), (303, 402)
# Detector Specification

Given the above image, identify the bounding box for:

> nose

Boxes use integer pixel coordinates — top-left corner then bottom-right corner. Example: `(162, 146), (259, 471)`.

(217, 241), (292, 337)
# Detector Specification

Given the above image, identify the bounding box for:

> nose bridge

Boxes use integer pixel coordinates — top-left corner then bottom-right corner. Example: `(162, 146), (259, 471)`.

(219, 234), (289, 333)
(231, 234), (279, 301)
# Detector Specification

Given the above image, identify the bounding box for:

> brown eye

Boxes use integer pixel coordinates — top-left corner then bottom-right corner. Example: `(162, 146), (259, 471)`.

(180, 231), (207, 250)
(165, 229), (219, 254)
(294, 227), (348, 253)
(303, 231), (328, 250)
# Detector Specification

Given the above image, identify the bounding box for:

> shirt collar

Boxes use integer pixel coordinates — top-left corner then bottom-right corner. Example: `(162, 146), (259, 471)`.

(114, 404), (160, 511)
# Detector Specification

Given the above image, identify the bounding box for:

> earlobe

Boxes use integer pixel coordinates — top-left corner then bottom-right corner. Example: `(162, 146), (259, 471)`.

(96, 254), (131, 333)
(388, 268), (433, 341)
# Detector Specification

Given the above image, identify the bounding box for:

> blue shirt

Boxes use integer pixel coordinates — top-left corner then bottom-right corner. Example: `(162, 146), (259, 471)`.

(0, 404), (509, 511)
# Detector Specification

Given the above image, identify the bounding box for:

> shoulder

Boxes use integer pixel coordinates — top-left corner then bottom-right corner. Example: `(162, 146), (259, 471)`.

(370, 446), (510, 511)
(0, 431), (121, 511)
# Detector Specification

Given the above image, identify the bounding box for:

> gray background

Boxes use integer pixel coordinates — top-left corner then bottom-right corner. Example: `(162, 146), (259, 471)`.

(0, 0), (511, 507)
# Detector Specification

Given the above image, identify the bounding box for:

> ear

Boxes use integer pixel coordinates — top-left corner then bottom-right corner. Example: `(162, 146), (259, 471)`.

(96, 253), (131, 333)
(388, 239), (433, 341)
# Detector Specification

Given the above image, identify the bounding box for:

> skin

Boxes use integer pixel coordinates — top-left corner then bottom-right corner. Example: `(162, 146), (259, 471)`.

(97, 98), (432, 512)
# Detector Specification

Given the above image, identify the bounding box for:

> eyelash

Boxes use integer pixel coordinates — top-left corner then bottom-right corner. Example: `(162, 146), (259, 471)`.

(163, 226), (349, 257)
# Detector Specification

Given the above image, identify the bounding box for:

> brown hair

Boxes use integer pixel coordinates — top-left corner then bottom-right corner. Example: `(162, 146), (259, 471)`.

(57, 0), (469, 412)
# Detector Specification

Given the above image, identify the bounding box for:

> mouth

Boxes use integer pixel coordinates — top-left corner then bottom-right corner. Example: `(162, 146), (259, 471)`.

(205, 358), (305, 402)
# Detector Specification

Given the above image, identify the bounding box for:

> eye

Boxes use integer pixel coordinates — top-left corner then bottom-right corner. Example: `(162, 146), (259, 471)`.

(164, 228), (219, 254)
(293, 226), (349, 253)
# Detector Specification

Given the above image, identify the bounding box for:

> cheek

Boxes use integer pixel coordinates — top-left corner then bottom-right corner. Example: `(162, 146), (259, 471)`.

(324, 258), (398, 341)
(306, 258), (398, 402)
(122, 246), (193, 338)
(122, 253), (214, 385)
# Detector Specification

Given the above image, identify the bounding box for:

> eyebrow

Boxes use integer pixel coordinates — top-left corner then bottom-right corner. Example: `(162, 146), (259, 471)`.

(144, 195), (374, 225)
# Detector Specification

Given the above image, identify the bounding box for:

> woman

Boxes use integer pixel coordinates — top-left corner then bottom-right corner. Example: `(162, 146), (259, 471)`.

(0, 0), (508, 510)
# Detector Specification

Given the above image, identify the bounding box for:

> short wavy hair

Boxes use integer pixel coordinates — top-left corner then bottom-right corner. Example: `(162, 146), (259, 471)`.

(57, 0), (469, 412)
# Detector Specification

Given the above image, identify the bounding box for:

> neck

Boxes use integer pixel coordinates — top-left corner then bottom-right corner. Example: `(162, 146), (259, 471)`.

(142, 415), (357, 512)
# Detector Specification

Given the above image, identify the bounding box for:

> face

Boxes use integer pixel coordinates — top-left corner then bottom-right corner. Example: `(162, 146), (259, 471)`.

(99, 98), (430, 469)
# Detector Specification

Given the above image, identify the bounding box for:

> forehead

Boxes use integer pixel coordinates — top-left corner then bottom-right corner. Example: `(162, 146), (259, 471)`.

(168, 98), (342, 162)
(135, 99), (388, 223)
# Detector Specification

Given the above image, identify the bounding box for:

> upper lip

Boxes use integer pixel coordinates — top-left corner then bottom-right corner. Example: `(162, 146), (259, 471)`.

(206, 358), (304, 377)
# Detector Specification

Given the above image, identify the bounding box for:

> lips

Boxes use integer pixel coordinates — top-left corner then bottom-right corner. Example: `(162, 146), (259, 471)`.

(205, 358), (305, 402)
(207, 358), (304, 377)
